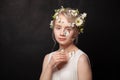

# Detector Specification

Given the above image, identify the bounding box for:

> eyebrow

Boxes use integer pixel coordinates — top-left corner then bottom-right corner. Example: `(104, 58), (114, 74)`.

(55, 23), (72, 28)
(65, 26), (71, 28)
(55, 24), (61, 27)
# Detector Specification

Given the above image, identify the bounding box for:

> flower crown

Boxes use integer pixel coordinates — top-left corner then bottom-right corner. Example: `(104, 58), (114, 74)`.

(50, 6), (87, 33)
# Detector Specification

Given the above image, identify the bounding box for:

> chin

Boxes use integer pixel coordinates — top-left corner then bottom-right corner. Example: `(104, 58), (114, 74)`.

(58, 41), (67, 45)
(59, 42), (66, 45)
(59, 41), (71, 46)
(57, 39), (71, 46)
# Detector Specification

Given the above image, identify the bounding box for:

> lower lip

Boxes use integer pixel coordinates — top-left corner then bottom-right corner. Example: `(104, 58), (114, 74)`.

(59, 38), (66, 41)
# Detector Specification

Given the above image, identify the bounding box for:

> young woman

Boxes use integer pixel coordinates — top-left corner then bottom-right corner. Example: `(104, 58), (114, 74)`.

(39, 6), (92, 80)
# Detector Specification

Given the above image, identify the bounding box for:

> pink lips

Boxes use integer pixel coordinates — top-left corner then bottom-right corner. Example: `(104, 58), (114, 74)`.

(58, 38), (66, 41)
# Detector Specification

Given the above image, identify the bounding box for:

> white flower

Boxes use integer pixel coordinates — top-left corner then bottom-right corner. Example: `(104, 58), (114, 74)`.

(52, 12), (58, 19)
(71, 23), (75, 27)
(57, 18), (61, 23)
(50, 20), (53, 28)
(56, 16), (59, 19)
(80, 28), (84, 33)
(60, 6), (65, 12)
(81, 13), (87, 19)
(75, 17), (83, 26)
(69, 10), (78, 16)
(60, 8), (65, 12)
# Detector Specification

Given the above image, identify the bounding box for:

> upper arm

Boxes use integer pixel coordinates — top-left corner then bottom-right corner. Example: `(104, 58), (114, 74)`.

(77, 54), (92, 80)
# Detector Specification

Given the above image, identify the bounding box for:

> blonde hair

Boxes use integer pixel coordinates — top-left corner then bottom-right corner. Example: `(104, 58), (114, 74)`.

(50, 6), (87, 34)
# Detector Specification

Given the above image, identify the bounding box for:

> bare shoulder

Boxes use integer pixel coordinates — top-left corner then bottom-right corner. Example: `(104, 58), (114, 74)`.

(44, 54), (49, 60)
(43, 53), (52, 63)
(79, 53), (89, 62)
(43, 51), (55, 63)
(78, 53), (91, 66)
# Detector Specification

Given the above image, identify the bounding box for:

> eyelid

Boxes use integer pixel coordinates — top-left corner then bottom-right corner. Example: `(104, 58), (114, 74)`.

(55, 26), (59, 28)
(66, 27), (72, 30)
(55, 26), (61, 29)
(55, 25), (61, 28)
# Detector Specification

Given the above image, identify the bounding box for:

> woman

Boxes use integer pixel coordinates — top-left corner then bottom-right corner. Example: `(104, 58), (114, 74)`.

(39, 6), (92, 80)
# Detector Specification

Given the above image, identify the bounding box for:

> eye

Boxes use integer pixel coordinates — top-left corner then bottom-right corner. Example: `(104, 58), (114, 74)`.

(55, 26), (61, 30)
(66, 28), (72, 31)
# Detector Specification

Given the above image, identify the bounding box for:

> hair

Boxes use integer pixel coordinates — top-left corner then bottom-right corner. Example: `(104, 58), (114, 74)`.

(57, 8), (77, 22)
(53, 8), (79, 32)
(50, 6), (87, 34)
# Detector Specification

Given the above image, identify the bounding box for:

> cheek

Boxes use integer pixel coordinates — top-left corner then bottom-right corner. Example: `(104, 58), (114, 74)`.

(53, 30), (59, 38)
(67, 32), (75, 39)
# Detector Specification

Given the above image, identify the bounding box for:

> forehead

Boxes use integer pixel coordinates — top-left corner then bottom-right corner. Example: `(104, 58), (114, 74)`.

(54, 14), (70, 27)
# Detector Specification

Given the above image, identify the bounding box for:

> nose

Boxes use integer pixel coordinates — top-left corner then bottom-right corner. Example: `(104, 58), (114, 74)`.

(60, 29), (65, 36)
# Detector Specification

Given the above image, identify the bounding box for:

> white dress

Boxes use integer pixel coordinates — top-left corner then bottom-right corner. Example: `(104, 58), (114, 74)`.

(48, 49), (88, 80)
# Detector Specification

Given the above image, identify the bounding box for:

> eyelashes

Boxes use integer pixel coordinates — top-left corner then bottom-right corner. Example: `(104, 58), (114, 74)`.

(55, 26), (72, 31)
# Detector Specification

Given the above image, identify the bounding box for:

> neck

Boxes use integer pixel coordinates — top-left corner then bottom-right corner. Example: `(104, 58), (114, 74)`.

(59, 43), (77, 52)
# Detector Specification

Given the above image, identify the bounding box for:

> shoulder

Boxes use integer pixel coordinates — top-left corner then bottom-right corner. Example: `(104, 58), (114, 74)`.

(77, 51), (91, 68)
(42, 54), (49, 65)
(43, 51), (56, 62)
(77, 49), (90, 65)
(44, 54), (49, 61)
(79, 54), (89, 63)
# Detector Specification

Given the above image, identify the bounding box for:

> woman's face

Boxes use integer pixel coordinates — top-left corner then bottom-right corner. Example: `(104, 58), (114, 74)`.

(53, 14), (77, 46)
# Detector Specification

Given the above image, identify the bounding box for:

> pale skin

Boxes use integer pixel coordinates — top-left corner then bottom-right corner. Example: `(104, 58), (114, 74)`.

(39, 14), (92, 80)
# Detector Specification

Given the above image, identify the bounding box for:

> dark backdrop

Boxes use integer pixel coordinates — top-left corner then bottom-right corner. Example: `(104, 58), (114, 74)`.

(0, 0), (119, 80)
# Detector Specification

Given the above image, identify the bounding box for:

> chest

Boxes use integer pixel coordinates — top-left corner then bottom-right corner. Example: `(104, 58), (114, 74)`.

(52, 58), (78, 80)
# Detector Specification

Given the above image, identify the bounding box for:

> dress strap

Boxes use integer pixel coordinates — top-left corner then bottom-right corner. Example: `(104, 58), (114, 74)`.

(48, 52), (54, 63)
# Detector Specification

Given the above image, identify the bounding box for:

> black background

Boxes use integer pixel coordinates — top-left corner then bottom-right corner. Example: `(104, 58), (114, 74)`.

(0, 0), (119, 80)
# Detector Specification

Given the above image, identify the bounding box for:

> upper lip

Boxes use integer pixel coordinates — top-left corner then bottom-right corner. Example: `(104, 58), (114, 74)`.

(58, 37), (66, 40)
